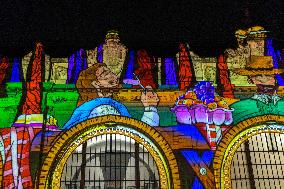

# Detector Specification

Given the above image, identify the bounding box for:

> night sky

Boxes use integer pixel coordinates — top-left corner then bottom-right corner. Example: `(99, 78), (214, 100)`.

(0, 0), (283, 57)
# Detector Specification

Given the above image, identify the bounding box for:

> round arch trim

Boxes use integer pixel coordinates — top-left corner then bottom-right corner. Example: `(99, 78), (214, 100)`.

(213, 115), (284, 189)
(37, 115), (181, 189)
(0, 135), (3, 188)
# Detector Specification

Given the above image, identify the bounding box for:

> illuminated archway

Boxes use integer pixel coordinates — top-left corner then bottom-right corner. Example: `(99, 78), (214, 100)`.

(37, 115), (181, 189)
(213, 115), (284, 189)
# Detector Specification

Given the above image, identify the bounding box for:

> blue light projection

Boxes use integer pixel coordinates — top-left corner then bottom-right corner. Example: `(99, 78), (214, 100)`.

(10, 57), (21, 82)
(164, 58), (178, 85)
(67, 49), (88, 84)
(265, 39), (284, 85)
(97, 43), (103, 63)
(124, 50), (135, 79)
(182, 150), (214, 189)
(74, 50), (81, 82)
(169, 124), (208, 144)
(277, 50), (283, 63)
(66, 54), (75, 84)
(192, 177), (204, 189)
(182, 150), (214, 165)
(63, 97), (131, 129)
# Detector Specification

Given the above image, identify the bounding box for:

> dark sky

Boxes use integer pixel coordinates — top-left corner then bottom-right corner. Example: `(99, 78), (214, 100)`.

(0, 0), (283, 57)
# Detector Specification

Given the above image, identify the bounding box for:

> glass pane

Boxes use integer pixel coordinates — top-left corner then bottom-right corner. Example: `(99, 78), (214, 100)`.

(61, 133), (160, 189)
(231, 132), (284, 189)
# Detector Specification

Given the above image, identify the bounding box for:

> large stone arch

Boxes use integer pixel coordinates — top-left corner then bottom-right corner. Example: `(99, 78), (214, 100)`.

(213, 115), (284, 189)
(37, 115), (181, 189)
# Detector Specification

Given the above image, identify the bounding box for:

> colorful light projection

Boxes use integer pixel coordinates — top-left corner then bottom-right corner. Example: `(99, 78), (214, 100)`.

(1, 127), (34, 188)
(0, 57), (9, 85)
(164, 57), (178, 86)
(21, 42), (44, 114)
(134, 49), (157, 89)
(172, 81), (233, 125)
(171, 81), (234, 149)
(10, 58), (21, 82)
(97, 43), (103, 63)
(215, 121), (284, 189)
(166, 124), (208, 145)
(66, 53), (75, 84)
(178, 43), (196, 90)
(0, 26), (283, 189)
(74, 49), (88, 83)
(66, 49), (88, 84)
(37, 116), (180, 189)
(63, 97), (131, 130)
(182, 150), (214, 189)
(265, 39), (284, 86)
(0, 57), (10, 97)
(124, 50), (135, 80)
(0, 114), (58, 188)
(216, 55), (234, 98)
(103, 30), (127, 78)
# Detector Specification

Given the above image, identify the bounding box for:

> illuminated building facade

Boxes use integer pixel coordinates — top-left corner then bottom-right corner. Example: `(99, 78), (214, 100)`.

(0, 26), (284, 189)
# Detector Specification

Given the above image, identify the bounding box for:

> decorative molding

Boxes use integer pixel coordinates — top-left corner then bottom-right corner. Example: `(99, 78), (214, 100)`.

(213, 115), (284, 189)
(37, 115), (181, 189)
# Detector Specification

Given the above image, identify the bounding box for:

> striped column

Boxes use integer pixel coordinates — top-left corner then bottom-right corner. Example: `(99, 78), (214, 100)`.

(1, 114), (57, 188)
(1, 128), (14, 188)
(205, 124), (222, 150)
(1, 127), (34, 188)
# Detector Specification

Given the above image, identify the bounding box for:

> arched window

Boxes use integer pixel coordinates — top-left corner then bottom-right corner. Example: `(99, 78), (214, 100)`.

(231, 132), (284, 189)
(61, 133), (160, 189)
